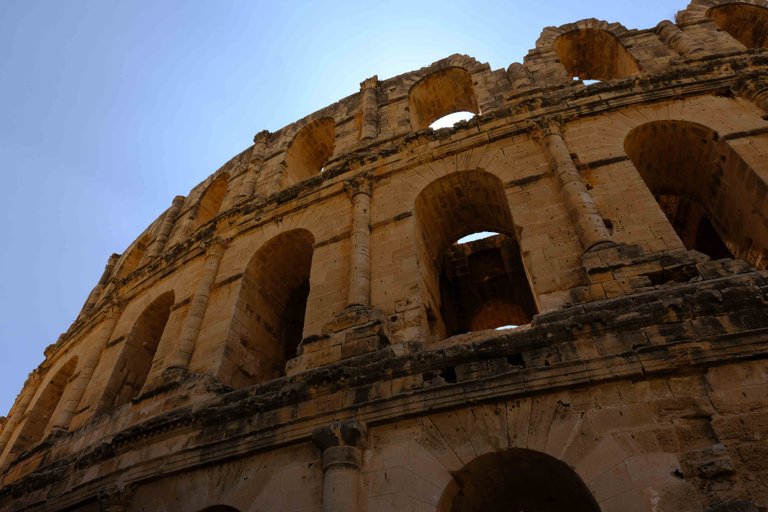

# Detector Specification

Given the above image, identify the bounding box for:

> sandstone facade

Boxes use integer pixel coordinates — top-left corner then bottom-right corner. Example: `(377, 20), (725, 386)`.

(3, 1), (768, 510)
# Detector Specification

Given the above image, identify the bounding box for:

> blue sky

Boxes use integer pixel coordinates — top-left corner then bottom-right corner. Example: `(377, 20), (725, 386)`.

(0, 0), (689, 415)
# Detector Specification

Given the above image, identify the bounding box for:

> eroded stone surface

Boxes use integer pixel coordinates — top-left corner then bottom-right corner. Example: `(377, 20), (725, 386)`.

(3, 1), (768, 510)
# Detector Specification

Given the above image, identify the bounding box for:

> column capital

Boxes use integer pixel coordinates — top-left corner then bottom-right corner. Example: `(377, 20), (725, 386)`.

(529, 116), (563, 142)
(360, 75), (379, 91)
(344, 173), (373, 199)
(312, 420), (366, 451)
(202, 236), (229, 257)
(733, 73), (768, 99)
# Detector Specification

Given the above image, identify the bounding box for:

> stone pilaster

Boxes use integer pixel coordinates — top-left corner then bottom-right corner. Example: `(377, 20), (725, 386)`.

(146, 195), (186, 258)
(533, 118), (612, 252)
(312, 421), (366, 512)
(170, 238), (227, 369)
(656, 20), (704, 56)
(733, 73), (768, 113)
(359, 76), (379, 141)
(50, 303), (122, 431)
(345, 174), (373, 307)
(238, 130), (271, 200)
(0, 370), (43, 462)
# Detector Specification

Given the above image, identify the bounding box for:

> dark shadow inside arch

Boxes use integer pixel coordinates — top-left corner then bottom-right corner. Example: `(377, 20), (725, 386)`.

(625, 120), (768, 268)
(227, 229), (314, 388)
(409, 67), (479, 131)
(198, 506), (241, 512)
(438, 448), (601, 512)
(553, 28), (641, 81)
(415, 170), (537, 340)
(708, 3), (768, 48)
(98, 291), (174, 413)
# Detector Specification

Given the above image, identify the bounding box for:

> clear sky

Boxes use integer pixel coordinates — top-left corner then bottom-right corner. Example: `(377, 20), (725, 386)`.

(0, 0), (689, 416)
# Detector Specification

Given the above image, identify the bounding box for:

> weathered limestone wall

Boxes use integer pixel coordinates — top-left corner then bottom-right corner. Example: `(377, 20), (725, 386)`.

(3, 0), (768, 510)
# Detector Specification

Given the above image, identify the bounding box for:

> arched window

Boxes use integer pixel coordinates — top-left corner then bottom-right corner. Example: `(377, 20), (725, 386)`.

(708, 3), (768, 48)
(99, 291), (174, 411)
(11, 357), (78, 454)
(190, 173), (229, 232)
(228, 229), (314, 386)
(197, 507), (241, 512)
(284, 117), (335, 182)
(625, 120), (768, 268)
(437, 448), (600, 512)
(114, 234), (151, 280)
(415, 170), (537, 340)
(553, 28), (641, 81)
(409, 67), (479, 131)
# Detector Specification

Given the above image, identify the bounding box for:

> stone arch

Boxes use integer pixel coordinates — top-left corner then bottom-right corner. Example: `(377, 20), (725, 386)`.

(408, 67), (479, 131)
(624, 120), (768, 268)
(707, 2), (768, 47)
(190, 173), (229, 232)
(414, 170), (537, 340)
(436, 448), (601, 512)
(284, 117), (336, 182)
(11, 357), (78, 454)
(197, 507), (241, 512)
(98, 291), (174, 412)
(553, 27), (642, 81)
(227, 229), (315, 387)
(114, 233), (151, 280)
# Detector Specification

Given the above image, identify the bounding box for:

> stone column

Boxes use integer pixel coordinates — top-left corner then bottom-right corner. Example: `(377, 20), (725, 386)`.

(146, 195), (186, 258)
(346, 174), (373, 307)
(50, 304), (121, 431)
(359, 76), (379, 141)
(312, 421), (366, 512)
(0, 370), (43, 460)
(238, 130), (271, 200)
(534, 118), (612, 252)
(81, 253), (120, 314)
(170, 238), (227, 369)
(733, 74), (768, 113)
(656, 21), (704, 56)
(507, 62), (535, 91)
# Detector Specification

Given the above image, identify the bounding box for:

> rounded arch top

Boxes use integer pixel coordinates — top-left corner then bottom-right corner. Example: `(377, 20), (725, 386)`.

(707, 1), (768, 47)
(408, 66), (480, 131)
(535, 18), (633, 50)
(284, 117), (336, 182)
(677, 0), (768, 27)
(546, 22), (642, 81)
(190, 172), (230, 232)
(437, 448), (601, 512)
(414, 169), (515, 259)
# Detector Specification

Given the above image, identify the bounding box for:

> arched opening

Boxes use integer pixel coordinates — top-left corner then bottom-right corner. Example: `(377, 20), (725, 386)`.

(708, 3), (768, 48)
(625, 120), (768, 268)
(285, 117), (336, 182)
(197, 507), (241, 512)
(415, 170), (537, 340)
(437, 448), (600, 512)
(409, 67), (479, 131)
(99, 291), (174, 412)
(114, 234), (151, 280)
(429, 111), (477, 130)
(190, 173), (229, 232)
(11, 357), (78, 454)
(228, 229), (314, 387)
(553, 28), (641, 81)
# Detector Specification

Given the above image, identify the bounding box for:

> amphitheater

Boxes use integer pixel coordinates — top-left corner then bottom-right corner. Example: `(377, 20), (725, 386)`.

(3, 0), (768, 510)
